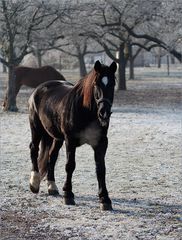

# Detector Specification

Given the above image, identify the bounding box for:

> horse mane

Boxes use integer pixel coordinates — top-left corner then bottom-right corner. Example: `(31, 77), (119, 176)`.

(76, 69), (98, 109)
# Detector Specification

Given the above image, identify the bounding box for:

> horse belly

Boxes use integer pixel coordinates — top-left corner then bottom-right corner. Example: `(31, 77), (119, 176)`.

(77, 122), (101, 147)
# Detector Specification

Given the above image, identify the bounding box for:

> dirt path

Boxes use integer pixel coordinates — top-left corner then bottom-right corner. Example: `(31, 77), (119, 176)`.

(0, 74), (182, 239)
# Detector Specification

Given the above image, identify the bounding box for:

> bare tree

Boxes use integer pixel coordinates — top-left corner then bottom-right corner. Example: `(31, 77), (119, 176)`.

(48, 2), (104, 77)
(1, 0), (181, 110)
(77, 0), (182, 90)
(0, 0), (64, 111)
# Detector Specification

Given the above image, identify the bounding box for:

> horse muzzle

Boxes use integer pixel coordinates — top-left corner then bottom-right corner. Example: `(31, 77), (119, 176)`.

(98, 107), (112, 127)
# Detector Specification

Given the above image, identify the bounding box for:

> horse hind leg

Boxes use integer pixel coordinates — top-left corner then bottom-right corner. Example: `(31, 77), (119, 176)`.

(29, 137), (41, 193)
(30, 170), (41, 194)
(47, 139), (63, 196)
(30, 131), (55, 194)
(29, 113), (43, 193)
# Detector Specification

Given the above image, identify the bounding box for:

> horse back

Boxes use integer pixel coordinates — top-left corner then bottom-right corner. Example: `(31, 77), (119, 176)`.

(29, 80), (73, 113)
(15, 66), (65, 88)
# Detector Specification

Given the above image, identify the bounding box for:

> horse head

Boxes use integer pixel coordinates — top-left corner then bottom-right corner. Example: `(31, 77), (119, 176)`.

(93, 60), (117, 127)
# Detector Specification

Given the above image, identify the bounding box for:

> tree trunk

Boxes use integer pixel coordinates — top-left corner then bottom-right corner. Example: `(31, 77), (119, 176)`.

(157, 47), (161, 68)
(5, 65), (18, 111)
(117, 43), (126, 90)
(128, 43), (134, 80)
(167, 55), (170, 76)
(78, 54), (87, 77)
(37, 49), (42, 67)
(171, 55), (175, 64)
(3, 64), (7, 73)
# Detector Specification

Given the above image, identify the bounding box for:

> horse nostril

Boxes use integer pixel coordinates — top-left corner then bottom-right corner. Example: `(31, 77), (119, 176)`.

(103, 112), (107, 119)
(99, 112), (103, 119)
(99, 111), (108, 120)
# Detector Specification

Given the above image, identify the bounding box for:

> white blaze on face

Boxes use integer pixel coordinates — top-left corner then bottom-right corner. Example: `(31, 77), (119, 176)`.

(102, 76), (108, 86)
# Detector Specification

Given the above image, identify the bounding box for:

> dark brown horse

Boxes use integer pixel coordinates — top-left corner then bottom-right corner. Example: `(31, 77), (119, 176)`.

(28, 60), (117, 210)
(3, 65), (65, 111)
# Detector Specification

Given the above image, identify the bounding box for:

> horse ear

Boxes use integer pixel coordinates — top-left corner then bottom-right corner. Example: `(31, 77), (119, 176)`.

(94, 60), (101, 73)
(110, 62), (117, 73)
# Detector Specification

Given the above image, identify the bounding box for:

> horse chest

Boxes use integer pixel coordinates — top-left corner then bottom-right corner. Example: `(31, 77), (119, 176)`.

(77, 122), (102, 147)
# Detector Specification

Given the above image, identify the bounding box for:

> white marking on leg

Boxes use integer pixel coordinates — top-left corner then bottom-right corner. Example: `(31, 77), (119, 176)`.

(102, 76), (108, 86)
(30, 171), (40, 189)
(47, 181), (58, 192)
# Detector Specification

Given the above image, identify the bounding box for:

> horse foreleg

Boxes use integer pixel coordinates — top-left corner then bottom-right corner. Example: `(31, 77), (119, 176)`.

(94, 136), (112, 210)
(63, 140), (76, 205)
(47, 139), (63, 195)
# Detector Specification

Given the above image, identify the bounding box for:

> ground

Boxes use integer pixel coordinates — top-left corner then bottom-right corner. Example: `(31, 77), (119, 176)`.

(0, 66), (182, 239)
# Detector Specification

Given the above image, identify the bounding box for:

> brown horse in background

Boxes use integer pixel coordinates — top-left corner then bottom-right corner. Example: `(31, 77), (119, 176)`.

(3, 65), (65, 111)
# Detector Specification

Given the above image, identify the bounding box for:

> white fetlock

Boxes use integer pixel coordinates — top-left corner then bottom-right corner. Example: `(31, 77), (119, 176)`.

(47, 181), (58, 191)
(30, 171), (41, 190)
(47, 181), (59, 195)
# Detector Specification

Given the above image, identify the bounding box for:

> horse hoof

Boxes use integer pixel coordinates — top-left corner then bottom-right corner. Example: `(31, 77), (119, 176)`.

(100, 203), (113, 211)
(63, 197), (75, 205)
(30, 184), (39, 194)
(48, 189), (59, 196)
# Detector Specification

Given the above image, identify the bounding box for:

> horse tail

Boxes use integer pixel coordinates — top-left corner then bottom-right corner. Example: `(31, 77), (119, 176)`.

(38, 135), (53, 179)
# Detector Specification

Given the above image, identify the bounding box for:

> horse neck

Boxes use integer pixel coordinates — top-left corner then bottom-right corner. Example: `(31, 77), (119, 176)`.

(66, 82), (96, 116)
(81, 71), (96, 109)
